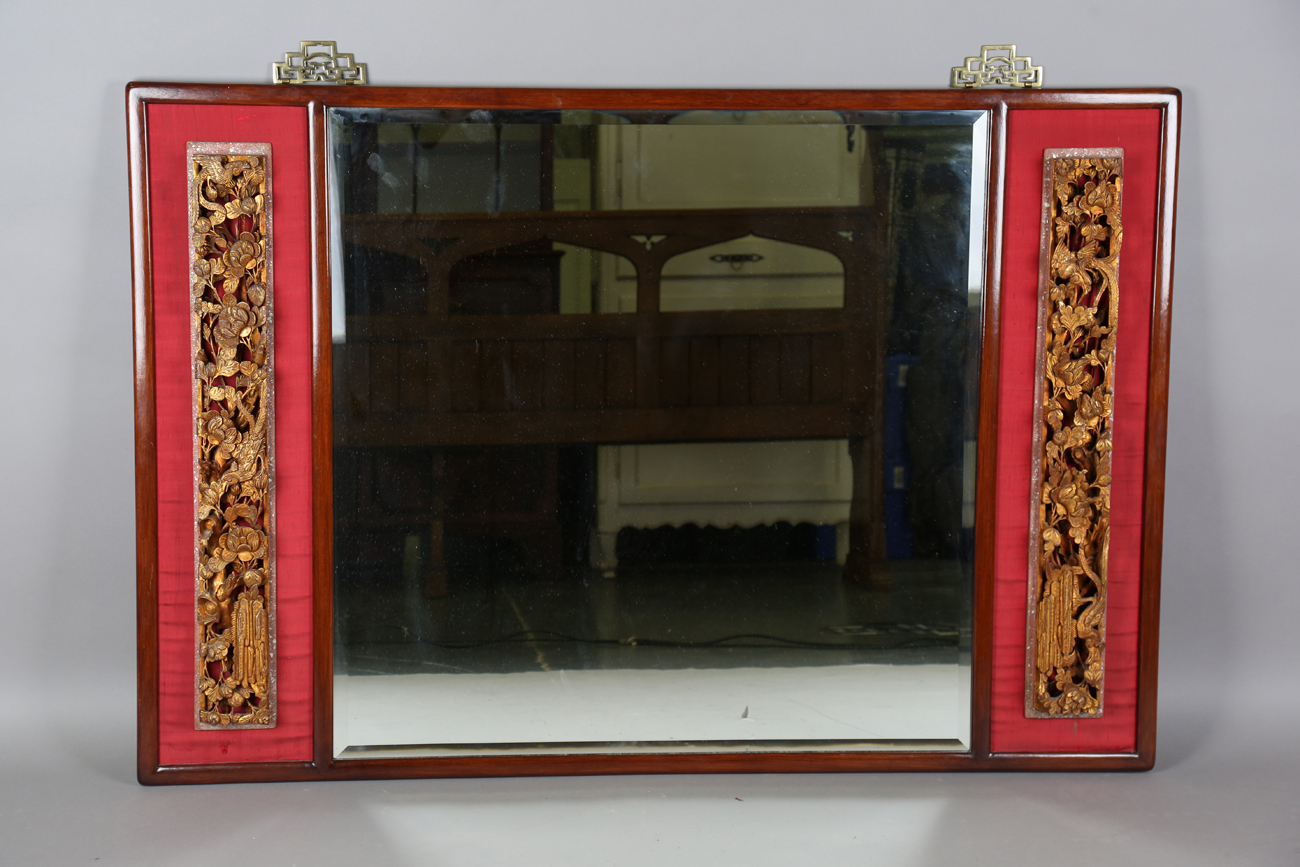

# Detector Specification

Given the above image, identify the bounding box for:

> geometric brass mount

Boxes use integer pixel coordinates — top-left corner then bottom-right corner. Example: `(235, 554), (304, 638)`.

(951, 45), (1043, 89)
(272, 40), (367, 85)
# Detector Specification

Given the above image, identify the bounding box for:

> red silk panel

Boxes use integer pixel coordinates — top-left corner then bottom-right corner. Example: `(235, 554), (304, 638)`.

(991, 109), (1160, 753)
(150, 105), (313, 764)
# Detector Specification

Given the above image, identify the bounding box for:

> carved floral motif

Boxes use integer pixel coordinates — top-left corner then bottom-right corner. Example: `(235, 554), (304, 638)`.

(188, 145), (275, 728)
(1027, 150), (1122, 718)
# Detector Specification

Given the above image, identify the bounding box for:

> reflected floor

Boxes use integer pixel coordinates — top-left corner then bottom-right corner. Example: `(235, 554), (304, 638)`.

(336, 560), (968, 676)
(334, 560), (971, 753)
(334, 663), (970, 756)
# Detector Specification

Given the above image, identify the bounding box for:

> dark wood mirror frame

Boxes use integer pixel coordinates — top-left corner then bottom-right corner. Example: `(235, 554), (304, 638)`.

(129, 83), (1179, 784)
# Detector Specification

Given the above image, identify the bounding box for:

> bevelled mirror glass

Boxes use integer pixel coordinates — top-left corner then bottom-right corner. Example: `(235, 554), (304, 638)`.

(327, 107), (989, 758)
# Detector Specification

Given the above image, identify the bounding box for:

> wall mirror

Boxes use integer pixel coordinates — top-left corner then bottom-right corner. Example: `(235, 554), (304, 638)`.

(129, 83), (1178, 782)
(329, 107), (986, 759)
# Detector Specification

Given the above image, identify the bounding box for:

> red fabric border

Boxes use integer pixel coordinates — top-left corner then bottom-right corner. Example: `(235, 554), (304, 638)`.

(990, 109), (1160, 753)
(150, 105), (313, 764)
(146, 103), (1157, 763)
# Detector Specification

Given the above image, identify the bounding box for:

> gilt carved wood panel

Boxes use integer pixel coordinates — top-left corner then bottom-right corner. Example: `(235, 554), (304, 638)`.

(188, 143), (277, 728)
(1027, 148), (1123, 718)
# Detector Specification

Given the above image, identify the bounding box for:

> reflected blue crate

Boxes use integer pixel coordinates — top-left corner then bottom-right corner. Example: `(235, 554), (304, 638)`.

(885, 354), (918, 560)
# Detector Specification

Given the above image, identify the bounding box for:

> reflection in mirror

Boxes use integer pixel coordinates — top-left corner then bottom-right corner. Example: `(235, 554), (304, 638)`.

(659, 235), (844, 312)
(329, 108), (987, 757)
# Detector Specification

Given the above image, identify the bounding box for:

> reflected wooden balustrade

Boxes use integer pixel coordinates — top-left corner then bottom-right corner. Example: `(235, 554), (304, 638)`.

(335, 206), (891, 591)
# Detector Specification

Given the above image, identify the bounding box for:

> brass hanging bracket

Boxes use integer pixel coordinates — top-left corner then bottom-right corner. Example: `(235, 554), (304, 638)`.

(272, 41), (368, 85)
(951, 45), (1043, 89)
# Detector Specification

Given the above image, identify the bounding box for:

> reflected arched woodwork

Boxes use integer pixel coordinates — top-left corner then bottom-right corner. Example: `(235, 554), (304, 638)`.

(337, 205), (890, 588)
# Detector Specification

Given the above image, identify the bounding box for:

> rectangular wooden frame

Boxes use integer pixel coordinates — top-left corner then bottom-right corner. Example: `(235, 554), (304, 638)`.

(130, 83), (1180, 784)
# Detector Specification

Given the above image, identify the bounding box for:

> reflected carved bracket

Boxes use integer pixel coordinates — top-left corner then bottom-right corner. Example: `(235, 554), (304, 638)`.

(1026, 148), (1123, 718)
(188, 143), (277, 729)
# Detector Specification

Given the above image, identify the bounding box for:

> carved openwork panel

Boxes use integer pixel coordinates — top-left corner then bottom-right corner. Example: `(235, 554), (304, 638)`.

(1027, 149), (1123, 718)
(187, 143), (276, 729)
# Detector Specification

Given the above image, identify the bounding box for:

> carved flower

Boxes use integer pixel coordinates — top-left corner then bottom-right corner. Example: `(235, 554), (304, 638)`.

(1052, 423), (1092, 451)
(192, 258), (218, 291)
(1050, 475), (1093, 545)
(202, 412), (238, 451)
(1058, 683), (1092, 715)
(1082, 178), (1116, 214)
(198, 475), (225, 508)
(1074, 392), (1111, 431)
(219, 526), (266, 562)
(1050, 357), (1094, 402)
(203, 549), (229, 578)
(1055, 303), (1097, 334)
(219, 232), (261, 279)
(1092, 448), (1113, 513)
(1059, 195), (1086, 221)
(1096, 158), (1121, 176)
(197, 592), (220, 626)
(242, 469), (269, 503)
(201, 630), (233, 662)
(213, 298), (255, 348)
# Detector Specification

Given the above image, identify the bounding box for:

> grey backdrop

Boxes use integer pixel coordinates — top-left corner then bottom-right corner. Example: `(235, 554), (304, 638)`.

(2, 1), (1297, 864)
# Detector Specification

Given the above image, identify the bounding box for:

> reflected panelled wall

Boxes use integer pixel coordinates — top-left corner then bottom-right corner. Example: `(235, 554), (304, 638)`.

(330, 113), (975, 603)
(129, 85), (1179, 783)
